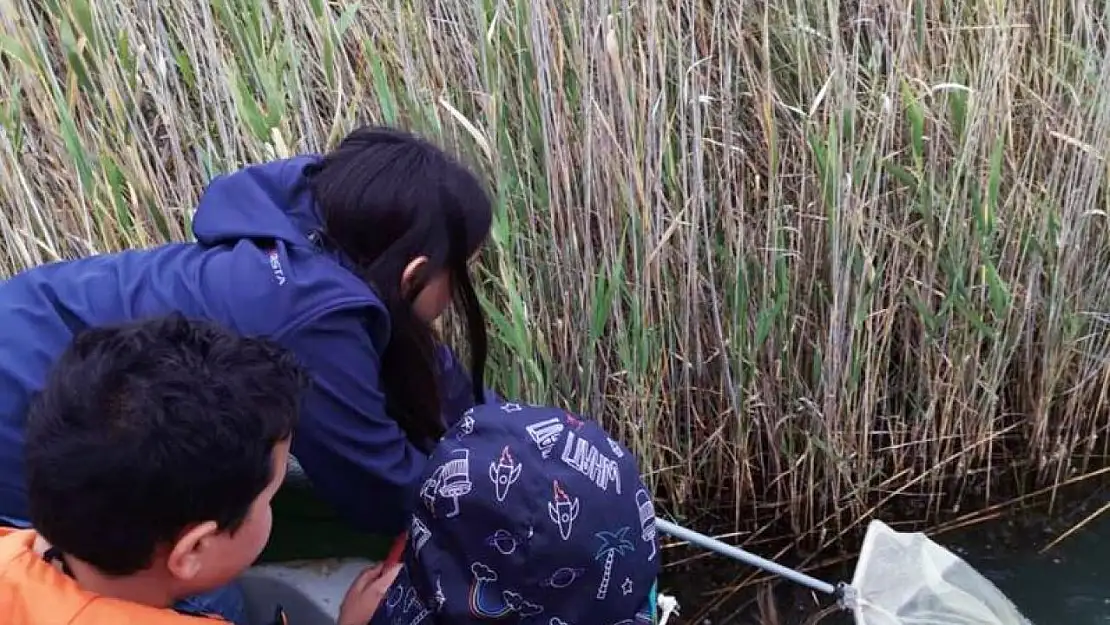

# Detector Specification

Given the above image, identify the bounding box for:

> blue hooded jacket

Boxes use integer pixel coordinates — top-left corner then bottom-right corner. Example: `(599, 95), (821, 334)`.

(0, 156), (490, 535)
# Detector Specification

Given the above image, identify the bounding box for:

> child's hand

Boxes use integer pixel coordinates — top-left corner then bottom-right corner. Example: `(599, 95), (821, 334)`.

(338, 562), (402, 625)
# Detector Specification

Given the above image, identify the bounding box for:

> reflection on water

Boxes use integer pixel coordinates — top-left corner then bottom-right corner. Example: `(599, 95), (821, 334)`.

(950, 511), (1109, 625)
(650, 496), (1108, 624)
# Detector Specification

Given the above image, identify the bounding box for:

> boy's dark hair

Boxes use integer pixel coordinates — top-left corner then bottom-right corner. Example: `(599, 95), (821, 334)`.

(305, 126), (491, 447)
(25, 313), (308, 576)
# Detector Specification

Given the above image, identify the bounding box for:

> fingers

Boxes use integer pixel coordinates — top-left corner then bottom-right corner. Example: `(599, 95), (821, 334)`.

(352, 563), (385, 592)
(377, 563), (402, 587)
(337, 563), (403, 625)
(357, 564), (402, 609)
(350, 561), (401, 595)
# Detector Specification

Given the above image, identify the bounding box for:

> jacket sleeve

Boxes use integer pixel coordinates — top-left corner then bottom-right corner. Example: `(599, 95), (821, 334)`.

(434, 343), (501, 428)
(281, 310), (427, 536)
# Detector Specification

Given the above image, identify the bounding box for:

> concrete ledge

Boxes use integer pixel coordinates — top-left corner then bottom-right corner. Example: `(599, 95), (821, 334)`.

(285, 454), (311, 487)
(242, 457), (375, 624)
(241, 558), (374, 625)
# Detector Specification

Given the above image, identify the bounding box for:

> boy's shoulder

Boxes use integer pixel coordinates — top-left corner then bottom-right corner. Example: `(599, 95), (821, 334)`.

(0, 529), (226, 625)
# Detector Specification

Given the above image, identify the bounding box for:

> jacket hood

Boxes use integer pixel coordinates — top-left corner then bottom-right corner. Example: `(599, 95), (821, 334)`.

(192, 155), (323, 247)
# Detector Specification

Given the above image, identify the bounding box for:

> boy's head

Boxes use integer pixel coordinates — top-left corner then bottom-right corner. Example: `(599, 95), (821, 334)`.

(25, 313), (307, 599)
(380, 402), (661, 624)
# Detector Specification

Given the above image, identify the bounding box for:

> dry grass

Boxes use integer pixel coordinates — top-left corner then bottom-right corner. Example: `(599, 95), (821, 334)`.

(2, 0), (1109, 546)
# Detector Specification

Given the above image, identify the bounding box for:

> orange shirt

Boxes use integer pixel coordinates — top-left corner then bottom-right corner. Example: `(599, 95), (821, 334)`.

(0, 527), (226, 625)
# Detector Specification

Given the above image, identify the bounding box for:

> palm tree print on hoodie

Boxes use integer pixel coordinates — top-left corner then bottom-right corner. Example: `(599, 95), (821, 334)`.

(593, 527), (636, 599)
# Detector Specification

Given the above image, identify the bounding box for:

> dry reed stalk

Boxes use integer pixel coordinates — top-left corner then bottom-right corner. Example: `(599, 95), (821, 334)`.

(1, 0), (1108, 553)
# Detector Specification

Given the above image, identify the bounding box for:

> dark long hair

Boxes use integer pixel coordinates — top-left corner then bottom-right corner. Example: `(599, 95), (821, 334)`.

(304, 127), (490, 445)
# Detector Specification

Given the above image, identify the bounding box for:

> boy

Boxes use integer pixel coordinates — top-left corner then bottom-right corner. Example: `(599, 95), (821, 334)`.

(370, 401), (663, 624)
(0, 314), (389, 624)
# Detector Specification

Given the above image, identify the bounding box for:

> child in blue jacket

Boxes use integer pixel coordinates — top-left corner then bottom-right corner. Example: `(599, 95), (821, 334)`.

(0, 126), (496, 622)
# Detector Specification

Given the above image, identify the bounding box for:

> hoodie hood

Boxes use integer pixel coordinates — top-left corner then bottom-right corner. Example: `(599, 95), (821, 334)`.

(187, 154), (388, 344)
(374, 403), (660, 625)
(192, 155), (324, 247)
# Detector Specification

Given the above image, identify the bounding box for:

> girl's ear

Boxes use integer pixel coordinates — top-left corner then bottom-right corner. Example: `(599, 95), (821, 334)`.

(401, 256), (429, 297)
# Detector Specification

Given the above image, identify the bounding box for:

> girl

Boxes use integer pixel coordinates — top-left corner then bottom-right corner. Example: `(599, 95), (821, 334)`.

(0, 126), (496, 622)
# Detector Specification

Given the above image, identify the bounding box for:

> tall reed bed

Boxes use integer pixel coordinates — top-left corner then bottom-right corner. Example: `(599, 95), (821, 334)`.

(1, 0), (1108, 548)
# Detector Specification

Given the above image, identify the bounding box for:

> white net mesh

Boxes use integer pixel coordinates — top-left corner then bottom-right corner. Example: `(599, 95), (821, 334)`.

(849, 520), (1034, 625)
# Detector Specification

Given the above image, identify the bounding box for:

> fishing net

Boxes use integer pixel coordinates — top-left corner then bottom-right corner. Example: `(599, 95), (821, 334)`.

(848, 520), (1034, 625)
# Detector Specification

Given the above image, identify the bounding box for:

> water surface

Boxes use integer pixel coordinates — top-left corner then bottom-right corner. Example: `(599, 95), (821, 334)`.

(660, 498), (1108, 624)
(952, 510), (1109, 625)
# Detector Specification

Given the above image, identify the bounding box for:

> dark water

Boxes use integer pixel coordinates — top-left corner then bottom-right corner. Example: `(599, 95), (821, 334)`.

(948, 509), (1109, 625)
(659, 493), (1109, 625)
(269, 461), (1106, 624)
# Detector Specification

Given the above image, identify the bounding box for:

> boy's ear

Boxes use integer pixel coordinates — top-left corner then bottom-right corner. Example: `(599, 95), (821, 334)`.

(166, 521), (221, 581)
